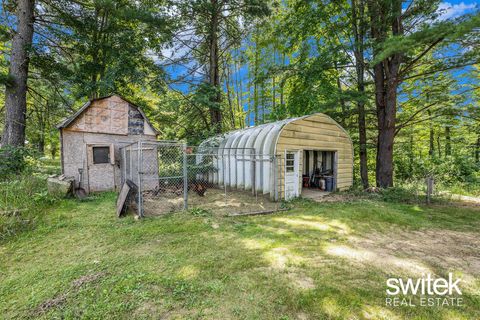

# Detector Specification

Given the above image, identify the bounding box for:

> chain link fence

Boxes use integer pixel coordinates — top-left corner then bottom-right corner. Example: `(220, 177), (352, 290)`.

(120, 141), (280, 217)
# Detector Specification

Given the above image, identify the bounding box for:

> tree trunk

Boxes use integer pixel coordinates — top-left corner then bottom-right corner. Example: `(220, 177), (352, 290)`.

(369, 0), (402, 188)
(246, 64), (251, 127)
(408, 133), (414, 174)
(445, 126), (451, 156)
(253, 36), (259, 125)
(208, 0), (222, 133)
(271, 47), (276, 116)
(37, 138), (45, 154)
(429, 130), (435, 157)
(352, 0), (369, 189)
(260, 83), (265, 124)
(89, 7), (101, 99)
(280, 53), (285, 110)
(375, 71), (397, 188)
(475, 134), (480, 163)
(50, 143), (57, 159)
(429, 128), (434, 156)
(224, 61), (235, 128)
(334, 62), (346, 127)
(233, 50), (244, 128)
(437, 135), (442, 158)
(1, 0), (35, 147)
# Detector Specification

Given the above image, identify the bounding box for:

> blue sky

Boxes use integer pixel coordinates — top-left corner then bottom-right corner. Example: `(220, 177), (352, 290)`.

(436, 1), (478, 19)
(164, 0), (479, 96)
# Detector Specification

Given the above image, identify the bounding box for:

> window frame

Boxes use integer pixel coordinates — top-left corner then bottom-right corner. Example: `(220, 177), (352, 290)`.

(285, 152), (296, 173)
(92, 145), (112, 165)
(92, 146), (110, 164)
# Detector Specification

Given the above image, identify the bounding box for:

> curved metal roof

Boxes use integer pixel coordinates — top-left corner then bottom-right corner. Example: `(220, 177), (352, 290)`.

(198, 114), (319, 156)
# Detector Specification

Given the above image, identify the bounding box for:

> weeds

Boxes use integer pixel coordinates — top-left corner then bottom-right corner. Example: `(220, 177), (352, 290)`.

(189, 207), (212, 217)
(0, 159), (60, 242)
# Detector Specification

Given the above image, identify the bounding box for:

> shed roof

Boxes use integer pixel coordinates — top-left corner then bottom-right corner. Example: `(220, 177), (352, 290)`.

(198, 112), (350, 157)
(56, 94), (159, 134)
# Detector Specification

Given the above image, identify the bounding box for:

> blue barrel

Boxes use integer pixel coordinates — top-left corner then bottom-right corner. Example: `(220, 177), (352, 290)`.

(325, 176), (334, 192)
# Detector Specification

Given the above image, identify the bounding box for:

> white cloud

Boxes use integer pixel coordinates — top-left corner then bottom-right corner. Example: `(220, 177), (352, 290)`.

(437, 2), (477, 21)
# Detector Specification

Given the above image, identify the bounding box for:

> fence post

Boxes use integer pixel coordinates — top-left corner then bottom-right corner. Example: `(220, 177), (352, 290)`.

(426, 176), (434, 204)
(223, 153), (227, 196)
(183, 143), (188, 210)
(252, 150), (256, 197)
(273, 156), (278, 202)
(137, 141), (144, 217)
(122, 147), (126, 185)
(129, 146), (132, 181)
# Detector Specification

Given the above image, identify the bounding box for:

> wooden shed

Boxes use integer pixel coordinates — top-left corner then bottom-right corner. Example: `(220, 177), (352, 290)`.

(57, 94), (158, 193)
(198, 113), (353, 200)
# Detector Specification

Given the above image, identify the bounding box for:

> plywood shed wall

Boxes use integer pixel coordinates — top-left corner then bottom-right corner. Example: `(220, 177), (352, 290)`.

(198, 113), (353, 200)
(57, 95), (158, 192)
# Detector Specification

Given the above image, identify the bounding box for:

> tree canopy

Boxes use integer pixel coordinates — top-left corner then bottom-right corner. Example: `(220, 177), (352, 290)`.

(0, 0), (479, 188)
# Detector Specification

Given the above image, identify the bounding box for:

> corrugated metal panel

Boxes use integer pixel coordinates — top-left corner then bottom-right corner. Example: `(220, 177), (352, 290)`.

(198, 118), (304, 193)
(197, 113), (354, 199)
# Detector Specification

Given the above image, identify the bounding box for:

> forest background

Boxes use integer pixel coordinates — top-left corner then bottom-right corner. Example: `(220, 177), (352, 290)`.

(0, 0), (479, 192)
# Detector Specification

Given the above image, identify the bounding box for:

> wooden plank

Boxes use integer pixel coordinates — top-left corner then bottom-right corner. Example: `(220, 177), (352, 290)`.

(116, 181), (131, 217)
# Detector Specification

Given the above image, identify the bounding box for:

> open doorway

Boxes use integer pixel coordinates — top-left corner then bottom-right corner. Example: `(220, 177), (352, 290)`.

(301, 150), (336, 199)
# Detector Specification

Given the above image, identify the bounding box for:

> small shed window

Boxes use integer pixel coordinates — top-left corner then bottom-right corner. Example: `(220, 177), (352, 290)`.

(286, 153), (295, 172)
(93, 146), (110, 164)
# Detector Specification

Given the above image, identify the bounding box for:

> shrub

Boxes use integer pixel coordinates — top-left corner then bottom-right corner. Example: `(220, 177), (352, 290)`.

(0, 146), (28, 177)
(0, 145), (43, 179)
(378, 185), (421, 203)
(394, 154), (479, 185)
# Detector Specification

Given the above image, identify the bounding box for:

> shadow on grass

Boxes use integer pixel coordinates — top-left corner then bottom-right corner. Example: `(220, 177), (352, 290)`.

(1, 193), (479, 319)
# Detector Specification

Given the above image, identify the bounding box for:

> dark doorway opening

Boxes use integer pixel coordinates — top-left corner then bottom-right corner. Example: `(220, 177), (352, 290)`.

(302, 150), (336, 196)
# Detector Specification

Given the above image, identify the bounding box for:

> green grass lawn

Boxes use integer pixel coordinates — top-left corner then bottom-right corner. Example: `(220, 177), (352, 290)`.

(1, 194), (479, 319)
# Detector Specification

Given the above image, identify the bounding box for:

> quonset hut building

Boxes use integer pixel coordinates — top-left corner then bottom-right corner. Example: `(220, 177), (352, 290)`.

(198, 113), (354, 201)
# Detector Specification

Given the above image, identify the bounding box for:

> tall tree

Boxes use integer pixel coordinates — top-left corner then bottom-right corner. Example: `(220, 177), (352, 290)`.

(367, 0), (402, 188)
(173, 0), (269, 133)
(1, 0), (35, 147)
(368, 0), (479, 187)
(351, 0), (369, 189)
(41, 0), (171, 100)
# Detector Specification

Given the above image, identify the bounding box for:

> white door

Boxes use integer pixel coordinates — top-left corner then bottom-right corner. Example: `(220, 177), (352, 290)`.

(284, 150), (299, 200)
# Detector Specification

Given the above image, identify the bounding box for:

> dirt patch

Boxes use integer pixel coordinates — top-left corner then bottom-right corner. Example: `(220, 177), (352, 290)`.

(72, 272), (106, 289)
(367, 229), (480, 275)
(327, 228), (480, 277)
(286, 272), (316, 290)
(314, 193), (362, 203)
(439, 192), (480, 205)
(33, 272), (106, 316)
(143, 188), (279, 216)
(35, 293), (68, 315)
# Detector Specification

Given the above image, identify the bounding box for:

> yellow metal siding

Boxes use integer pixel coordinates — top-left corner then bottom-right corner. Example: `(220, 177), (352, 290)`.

(276, 114), (353, 199)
